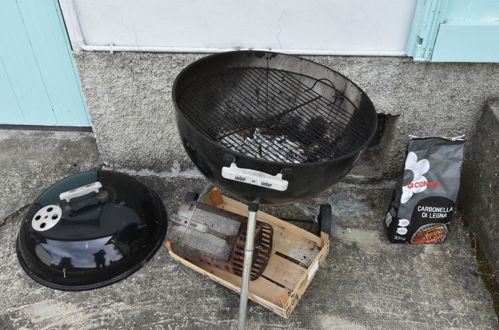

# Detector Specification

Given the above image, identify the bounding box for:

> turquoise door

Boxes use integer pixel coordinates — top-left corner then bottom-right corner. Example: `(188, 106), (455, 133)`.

(0, 0), (90, 127)
(407, 0), (499, 62)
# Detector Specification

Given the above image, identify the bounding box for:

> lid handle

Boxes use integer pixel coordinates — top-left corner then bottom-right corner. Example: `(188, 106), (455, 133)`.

(59, 181), (103, 202)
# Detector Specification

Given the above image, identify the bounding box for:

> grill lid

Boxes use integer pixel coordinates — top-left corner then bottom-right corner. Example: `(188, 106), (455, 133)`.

(16, 170), (167, 290)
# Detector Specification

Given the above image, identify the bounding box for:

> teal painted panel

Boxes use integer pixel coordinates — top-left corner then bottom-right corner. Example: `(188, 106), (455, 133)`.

(406, 0), (445, 61)
(0, 0), (90, 126)
(0, 0), (56, 125)
(407, 0), (499, 62)
(0, 56), (25, 123)
(444, 0), (499, 23)
(432, 23), (499, 62)
(17, 0), (90, 126)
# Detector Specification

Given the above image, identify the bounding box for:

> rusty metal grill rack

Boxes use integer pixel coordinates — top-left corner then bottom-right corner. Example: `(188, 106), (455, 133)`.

(230, 221), (273, 280)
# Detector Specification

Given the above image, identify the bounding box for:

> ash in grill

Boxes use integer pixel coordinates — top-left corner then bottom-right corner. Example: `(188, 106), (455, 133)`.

(221, 128), (307, 163)
(177, 67), (368, 163)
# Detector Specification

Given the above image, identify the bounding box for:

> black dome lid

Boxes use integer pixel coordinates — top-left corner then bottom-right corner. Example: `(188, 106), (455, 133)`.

(16, 170), (167, 290)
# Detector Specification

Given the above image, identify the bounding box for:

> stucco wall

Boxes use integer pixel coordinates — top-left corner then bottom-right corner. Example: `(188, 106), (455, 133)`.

(74, 52), (499, 178)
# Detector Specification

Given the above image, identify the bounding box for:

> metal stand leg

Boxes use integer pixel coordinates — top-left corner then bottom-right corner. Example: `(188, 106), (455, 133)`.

(237, 204), (259, 330)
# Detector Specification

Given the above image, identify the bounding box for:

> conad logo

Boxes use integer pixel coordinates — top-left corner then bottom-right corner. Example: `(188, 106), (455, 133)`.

(407, 181), (442, 189)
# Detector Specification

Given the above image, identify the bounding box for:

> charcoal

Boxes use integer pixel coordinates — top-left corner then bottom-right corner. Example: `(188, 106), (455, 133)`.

(220, 128), (307, 163)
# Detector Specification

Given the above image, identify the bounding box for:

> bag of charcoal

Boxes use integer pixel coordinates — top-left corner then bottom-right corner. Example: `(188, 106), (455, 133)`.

(385, 135), (465, 244)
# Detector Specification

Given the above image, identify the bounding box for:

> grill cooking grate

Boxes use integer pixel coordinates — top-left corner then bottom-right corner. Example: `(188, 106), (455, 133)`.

(177, 67), (368, 163)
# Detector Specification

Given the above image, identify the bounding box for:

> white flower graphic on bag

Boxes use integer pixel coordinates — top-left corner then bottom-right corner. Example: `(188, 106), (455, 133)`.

(401, 152), (430, 204)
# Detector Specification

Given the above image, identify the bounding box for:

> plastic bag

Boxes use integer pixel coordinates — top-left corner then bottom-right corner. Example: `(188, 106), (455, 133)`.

(385, 136), (465, 244)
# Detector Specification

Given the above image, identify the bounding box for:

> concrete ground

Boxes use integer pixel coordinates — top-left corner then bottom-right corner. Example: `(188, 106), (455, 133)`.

(0, 130), (497, 330)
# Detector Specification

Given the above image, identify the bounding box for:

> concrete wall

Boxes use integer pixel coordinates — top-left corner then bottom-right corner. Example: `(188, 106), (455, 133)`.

(460, 100), (499, 279)
(74, 52), (499, 178)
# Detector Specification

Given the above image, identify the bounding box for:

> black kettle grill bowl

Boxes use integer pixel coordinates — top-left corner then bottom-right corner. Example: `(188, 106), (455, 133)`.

(173, 51), (377, 204)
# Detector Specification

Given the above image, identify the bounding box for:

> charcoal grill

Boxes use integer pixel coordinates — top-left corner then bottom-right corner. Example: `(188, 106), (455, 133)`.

(172, 51), (377, 329)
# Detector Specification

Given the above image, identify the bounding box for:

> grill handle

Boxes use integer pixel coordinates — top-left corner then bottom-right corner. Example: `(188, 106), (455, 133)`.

(221, 163), (288, 191)
(59, 182), (102, 202)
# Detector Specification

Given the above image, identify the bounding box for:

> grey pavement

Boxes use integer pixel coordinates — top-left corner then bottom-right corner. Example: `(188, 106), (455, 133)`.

(0, 129), (101, 223)
(0, 129), (497, 329)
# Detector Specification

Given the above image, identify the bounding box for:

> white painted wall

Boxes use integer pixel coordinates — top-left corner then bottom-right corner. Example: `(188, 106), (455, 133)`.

(60, 0), (417, 55)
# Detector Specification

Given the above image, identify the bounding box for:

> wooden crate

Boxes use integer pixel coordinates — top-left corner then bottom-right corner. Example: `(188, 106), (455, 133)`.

(165, 188), (329, 318)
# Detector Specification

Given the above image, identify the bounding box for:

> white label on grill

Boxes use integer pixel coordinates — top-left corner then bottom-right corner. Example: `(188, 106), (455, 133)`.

(221, 163), (288, 191)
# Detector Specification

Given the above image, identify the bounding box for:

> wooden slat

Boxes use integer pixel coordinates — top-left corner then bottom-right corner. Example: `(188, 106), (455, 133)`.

(208, 191), (322, 266)
(271, 229), (321, 267)
(210, 190), (322, 245)
(203, 189), (322, 265)
(284, 237), (330, 316)
(261, 252), (307, 290)
(202, 263), (290, 307)
(205, 189), (321, 238)
(204, 188), (224, 206)
(166, 242), (289, 317)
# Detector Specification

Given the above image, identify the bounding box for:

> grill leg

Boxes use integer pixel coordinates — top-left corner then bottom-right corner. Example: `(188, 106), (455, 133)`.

(237, 204), (259, 330)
